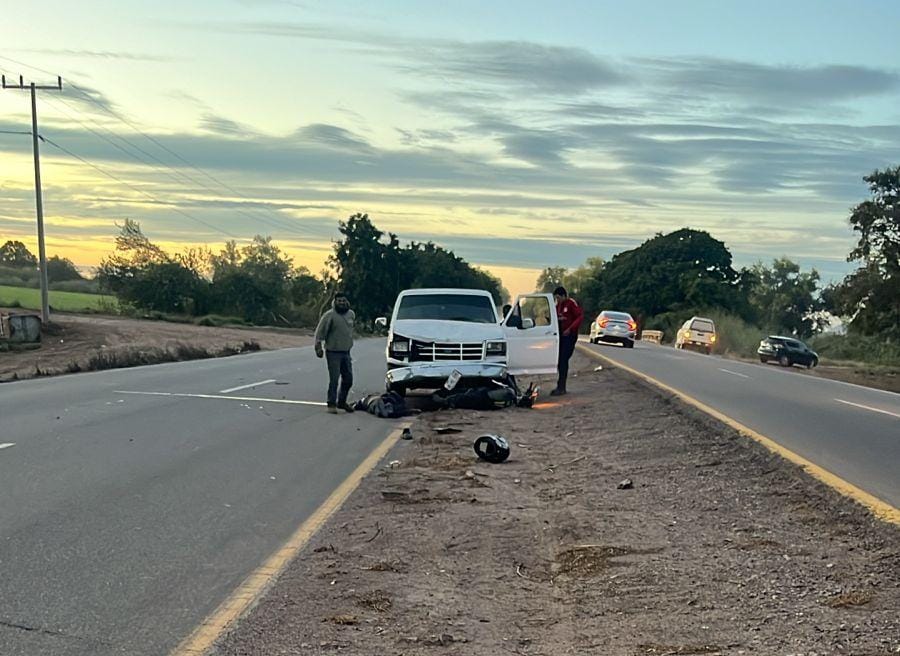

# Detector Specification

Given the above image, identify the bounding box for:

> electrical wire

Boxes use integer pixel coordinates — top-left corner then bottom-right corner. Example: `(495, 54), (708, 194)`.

(0, 54), (324, 242)
(39, 133), (241, 239)
(41, 93), (315, 239)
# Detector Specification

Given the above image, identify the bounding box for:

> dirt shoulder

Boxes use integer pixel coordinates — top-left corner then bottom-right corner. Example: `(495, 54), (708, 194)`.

(213, 353), (899, 655)
(0, 310), (312, 382)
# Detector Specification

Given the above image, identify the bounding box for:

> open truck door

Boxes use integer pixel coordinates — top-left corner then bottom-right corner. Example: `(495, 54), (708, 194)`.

(503, 293), (559, 376)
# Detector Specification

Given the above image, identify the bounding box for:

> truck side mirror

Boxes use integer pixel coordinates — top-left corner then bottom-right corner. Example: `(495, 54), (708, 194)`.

(374, 317), (388, 329)
(521, 318), (535, 330)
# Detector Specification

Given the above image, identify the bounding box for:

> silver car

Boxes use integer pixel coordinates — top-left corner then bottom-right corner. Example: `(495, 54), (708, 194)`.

(589, 310), (637, 348)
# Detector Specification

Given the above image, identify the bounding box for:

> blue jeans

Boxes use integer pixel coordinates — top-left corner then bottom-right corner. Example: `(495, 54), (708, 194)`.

(326, 351), (353, 406)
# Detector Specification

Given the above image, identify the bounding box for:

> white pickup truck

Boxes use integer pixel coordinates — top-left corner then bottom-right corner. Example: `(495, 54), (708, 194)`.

(377, 288), (559, 394)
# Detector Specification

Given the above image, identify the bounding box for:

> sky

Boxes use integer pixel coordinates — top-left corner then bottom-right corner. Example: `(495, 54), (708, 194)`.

(1, 0), (899, 296)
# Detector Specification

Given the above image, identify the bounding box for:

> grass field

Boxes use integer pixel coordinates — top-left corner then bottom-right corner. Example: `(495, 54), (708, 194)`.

(0, 285), (117, 313)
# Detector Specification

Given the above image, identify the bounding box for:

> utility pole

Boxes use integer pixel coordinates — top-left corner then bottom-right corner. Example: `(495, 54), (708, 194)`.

(2, 73), (63, 324)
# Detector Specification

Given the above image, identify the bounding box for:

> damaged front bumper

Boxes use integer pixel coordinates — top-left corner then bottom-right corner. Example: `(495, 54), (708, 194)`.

(386, 362), (509, 389)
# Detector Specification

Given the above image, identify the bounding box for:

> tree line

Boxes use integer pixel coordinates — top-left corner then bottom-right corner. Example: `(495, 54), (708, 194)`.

(0, 240), (91, 293)
(536, 165), (899, 343)
(80, 213), (504, 326)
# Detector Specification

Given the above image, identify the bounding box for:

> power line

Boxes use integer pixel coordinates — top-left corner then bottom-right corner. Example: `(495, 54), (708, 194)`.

(39, 133), (241, 239)
(0, 129), (33, 136)
(0, 54), (327, 244)
(57, 77), (321, 241)
(42, 93), (317, 240)
(1, 72), (63, 324)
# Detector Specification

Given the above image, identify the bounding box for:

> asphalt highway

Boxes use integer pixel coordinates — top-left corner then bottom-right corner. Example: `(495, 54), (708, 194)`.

(0, 339), (391, 656)
(583, 339), (900, 508)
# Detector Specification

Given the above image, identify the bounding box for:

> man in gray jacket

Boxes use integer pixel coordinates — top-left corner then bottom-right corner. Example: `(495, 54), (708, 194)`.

(315, 293), (356, 414)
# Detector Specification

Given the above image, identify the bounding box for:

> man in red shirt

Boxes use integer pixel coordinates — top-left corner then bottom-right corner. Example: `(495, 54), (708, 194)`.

(552, 286), (584, 396)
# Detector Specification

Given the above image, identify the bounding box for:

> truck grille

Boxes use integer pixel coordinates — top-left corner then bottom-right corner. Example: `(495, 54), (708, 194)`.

(410, 340), (485, 362)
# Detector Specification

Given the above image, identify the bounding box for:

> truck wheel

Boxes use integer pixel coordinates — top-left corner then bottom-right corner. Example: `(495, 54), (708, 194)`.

(626, 340), (634, 349)
(760, 357), (768, 364)
(779, 354), (791, 367)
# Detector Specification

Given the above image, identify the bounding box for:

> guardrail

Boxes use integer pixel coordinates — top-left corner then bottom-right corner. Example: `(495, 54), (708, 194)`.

(640, 330), (663, 344)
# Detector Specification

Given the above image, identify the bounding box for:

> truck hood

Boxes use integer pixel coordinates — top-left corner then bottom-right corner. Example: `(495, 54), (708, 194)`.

(391, 319), (504, 342)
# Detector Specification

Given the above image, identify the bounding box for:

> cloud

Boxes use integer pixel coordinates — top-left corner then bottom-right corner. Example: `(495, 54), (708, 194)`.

(640, 57), (900, 107)
(216, 22), (623, 95)
(16, 49), (177, 62)
(199, 113), (258, 136)
(398, 41), (624, 95)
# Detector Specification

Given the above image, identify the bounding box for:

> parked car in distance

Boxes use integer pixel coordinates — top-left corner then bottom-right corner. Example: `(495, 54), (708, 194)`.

(589, 310), (637, 347)
(675, 316), (717, 354)
(758, 336), (819, 368)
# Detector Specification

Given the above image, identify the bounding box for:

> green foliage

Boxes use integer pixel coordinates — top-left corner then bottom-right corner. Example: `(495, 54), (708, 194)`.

(47, 255), (84, 283)
(580, 229), (750, 324)
(329, 214), (507, 322)
(328, 214), (403, 323)
(96, 222), (323, 326)
(0, 240), (37, 268)
(825, 166), (900, 340)
(703, 311), (767, 358)
(536, 258), (605, 303)
(535, 266), (568, 293)
(0, 264), (37, 287)
(210, 237), (294, 324)
(748, 258), (825, 338)
(50, 279), (100, 294)
(809, 333), (900, 366)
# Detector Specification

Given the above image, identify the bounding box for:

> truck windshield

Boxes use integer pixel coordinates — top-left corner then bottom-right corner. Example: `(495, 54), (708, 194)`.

(396, 294), (497, 323)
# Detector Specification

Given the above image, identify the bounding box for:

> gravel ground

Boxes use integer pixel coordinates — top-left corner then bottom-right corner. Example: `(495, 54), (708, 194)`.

(213, 353), (899, 656)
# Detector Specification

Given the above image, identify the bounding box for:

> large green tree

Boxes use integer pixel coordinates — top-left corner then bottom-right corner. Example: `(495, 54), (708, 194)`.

(46, 255), (84, 283)
(329, 214), (508, 323)
(586, 229), (750, 322)
(98, 221), (208, 314)
(749, 258), (825, 338)
(0, 240), (38, 268)
(329, 214), (404, 323)
(824, 166), (900, 340)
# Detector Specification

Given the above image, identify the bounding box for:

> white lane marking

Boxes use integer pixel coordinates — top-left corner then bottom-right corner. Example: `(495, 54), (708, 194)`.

(834, 399), (900, 419)
(719, 368), (750, 379)
(219, 379), (277, 394)
(0, 443), (15, 450)
(114, 390), (326, 407)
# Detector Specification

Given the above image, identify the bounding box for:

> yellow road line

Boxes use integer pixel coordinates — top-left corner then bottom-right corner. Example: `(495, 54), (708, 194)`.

(577, 344), (900, 526)
(170, 424), (408, 656)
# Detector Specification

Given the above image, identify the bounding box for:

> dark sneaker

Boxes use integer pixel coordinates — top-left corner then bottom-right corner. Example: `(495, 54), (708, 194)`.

(338, 403), (355, 414)
(549, 388), (567, 396)
(327, 405), (338, 414)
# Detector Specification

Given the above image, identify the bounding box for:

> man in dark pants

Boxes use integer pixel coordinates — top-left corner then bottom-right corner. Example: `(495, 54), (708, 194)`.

(315, 293), (356, 414)
(551, 286), (583, 396)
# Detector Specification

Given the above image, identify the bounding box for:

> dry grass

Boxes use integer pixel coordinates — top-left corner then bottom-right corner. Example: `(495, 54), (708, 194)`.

(355, 590), (392, 612)
(555, 545), (635, 577)
(826, 591), (874, 608)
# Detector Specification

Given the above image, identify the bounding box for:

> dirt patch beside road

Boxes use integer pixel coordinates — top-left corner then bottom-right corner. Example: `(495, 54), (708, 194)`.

(0, 311), (312, 382)
(213, 354), (899, 655)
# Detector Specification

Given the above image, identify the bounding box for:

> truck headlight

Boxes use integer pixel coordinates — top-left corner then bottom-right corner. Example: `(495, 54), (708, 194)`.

(485, 340), (506, 355)
(391, 339), (410, 354)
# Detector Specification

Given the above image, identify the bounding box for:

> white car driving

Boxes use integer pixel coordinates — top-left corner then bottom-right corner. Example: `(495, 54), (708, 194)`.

(378, 288), (559, 394)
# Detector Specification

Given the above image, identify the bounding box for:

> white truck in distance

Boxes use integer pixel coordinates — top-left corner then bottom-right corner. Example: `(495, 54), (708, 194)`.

(377, 288), (559, 395)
